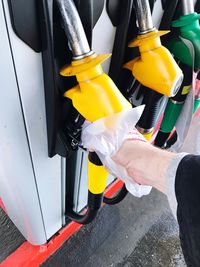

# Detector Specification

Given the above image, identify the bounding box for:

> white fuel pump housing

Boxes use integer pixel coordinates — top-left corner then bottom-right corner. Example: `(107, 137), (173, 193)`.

(0, 0), (164, 245)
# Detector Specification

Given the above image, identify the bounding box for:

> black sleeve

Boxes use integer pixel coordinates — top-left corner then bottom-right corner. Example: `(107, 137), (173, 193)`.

(175, 155), (200, 267)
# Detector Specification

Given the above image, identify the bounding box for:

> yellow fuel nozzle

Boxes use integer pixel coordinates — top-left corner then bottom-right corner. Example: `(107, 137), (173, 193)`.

(62, 53), (131, 122)
(57, 0), (131, 223)
(124, 30), (183, 97)
(62, 53), (131, 194)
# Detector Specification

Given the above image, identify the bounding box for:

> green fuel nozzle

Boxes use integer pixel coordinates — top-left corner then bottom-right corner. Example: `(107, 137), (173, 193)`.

(167, 1), (200, 71)
(155, 0), (200, 148)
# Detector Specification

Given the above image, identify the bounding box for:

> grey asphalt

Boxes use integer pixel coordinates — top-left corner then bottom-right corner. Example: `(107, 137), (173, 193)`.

(83, 189), (186, 267)
(0, 208), (25, 262)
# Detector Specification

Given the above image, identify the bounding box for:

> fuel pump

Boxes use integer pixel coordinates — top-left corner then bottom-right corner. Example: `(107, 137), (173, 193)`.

(155, 0), (200, 148)
(1, 0), (186, 246)
(56, 0), (131, 224)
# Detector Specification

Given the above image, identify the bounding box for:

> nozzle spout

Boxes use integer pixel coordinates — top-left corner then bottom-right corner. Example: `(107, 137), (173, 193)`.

(182, 0), (194, 15)
(56, 0), (93, 59)
(135, 0), (155, 34)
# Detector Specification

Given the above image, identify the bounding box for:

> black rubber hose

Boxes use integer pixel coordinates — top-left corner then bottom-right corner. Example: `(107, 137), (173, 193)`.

(66, 191), (103, 224)
(136, 90), (163, 132)
(65, 152), (104, 224)
(165, 131), (178, 149)
(103, 184), (128, 205)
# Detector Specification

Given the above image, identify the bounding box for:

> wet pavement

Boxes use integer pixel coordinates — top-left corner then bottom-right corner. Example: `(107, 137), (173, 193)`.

(115, 213), (186, 267)
(83, 189), (186, 267)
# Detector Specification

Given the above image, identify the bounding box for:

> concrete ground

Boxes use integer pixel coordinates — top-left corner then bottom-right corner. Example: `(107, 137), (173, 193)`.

(0, 189), (186, 266)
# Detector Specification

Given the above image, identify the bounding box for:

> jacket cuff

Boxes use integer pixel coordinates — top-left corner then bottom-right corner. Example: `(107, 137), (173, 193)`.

(165, 153), (188, 218)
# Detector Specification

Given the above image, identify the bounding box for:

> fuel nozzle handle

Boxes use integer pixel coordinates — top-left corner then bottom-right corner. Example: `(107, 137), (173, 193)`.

(125, 0), (183, 97)
(56, 0), (93, 59)
(135, 0), (155, 33)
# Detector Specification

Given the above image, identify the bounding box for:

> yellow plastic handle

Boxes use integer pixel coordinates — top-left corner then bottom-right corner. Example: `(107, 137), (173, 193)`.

(88, 160), (108, 194)
(63, 54), (131, 122)
(124, 31), (183, 97)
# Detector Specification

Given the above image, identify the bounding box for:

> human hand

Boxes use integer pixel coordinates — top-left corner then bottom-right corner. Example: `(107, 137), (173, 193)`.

(82, 107), (153, 197)
(112, 140), (176, 193)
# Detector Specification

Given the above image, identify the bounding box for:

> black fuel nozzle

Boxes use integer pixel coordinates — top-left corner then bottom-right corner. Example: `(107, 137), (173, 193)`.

(154, 63), (193, 148)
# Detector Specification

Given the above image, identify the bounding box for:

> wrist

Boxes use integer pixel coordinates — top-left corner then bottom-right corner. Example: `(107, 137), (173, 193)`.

(148, 148), (176, 193)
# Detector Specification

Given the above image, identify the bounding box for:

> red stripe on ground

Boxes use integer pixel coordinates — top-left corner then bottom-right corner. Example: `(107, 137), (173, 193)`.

(0, 179), (123, 267)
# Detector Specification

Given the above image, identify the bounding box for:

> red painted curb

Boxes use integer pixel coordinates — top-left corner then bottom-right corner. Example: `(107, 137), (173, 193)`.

(0, 222), (82, 267)
(0, 179), (123, 267)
